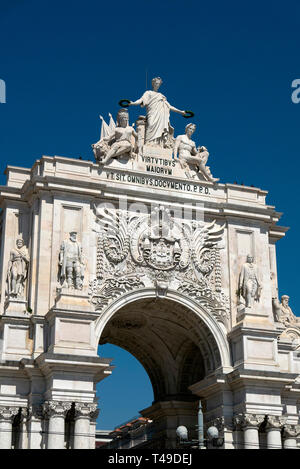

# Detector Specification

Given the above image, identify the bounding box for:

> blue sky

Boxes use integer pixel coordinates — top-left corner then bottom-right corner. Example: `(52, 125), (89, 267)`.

(1, 0), (300, 429)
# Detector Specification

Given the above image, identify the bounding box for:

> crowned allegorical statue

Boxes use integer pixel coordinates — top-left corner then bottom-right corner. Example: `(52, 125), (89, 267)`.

(59, 231), (85, 290)
(239, 255), (262, 308)
(6, 238), (30, 299)
(174, 123), (219, 182)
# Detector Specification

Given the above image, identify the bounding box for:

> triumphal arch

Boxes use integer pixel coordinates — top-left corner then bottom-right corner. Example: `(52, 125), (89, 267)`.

(0, 77), (300, 449)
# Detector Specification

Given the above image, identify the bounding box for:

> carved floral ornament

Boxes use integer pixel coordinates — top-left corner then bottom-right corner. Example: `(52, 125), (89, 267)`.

(89, 204), (230, 328)
(0, 406), (20, 421)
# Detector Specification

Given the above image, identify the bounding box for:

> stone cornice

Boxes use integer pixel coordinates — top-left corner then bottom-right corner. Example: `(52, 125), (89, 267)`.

(0, 156), (286, 233)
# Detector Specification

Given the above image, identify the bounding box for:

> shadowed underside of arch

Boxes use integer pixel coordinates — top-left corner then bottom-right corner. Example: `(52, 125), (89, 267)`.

(99, 297), (224, 403)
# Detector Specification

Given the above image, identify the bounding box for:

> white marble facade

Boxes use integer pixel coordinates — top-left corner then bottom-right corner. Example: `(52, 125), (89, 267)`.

(0, 84), (300, 449)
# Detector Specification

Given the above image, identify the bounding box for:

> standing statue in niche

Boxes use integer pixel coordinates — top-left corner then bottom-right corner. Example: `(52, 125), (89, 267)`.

(6, 238), (30, 298)
(239, 255), (261, 308)
(59, 231), (84, 290)
(126, 77), (191, 146)
(272, 295), (300, 326)
(92, 108), (137, 165)
(174, 123), (219, 182)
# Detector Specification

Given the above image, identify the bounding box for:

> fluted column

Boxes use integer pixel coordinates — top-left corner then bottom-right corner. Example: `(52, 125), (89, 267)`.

(43, 401), (72, 449)
(241, 413), (264, 449)
(282, 424), (300, 449)
(265, 416), (285, 449)
(74, 403), (98, 449)
(0, 406), (19, 449)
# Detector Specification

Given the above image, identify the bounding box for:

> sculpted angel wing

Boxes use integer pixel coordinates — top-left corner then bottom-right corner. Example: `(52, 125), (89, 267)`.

(94, 206), (129, 262)
(192, 220), (225, 274)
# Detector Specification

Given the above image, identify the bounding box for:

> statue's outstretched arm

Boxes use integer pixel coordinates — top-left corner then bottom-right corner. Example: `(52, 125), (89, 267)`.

(169, 104), (185, 116)
(129, 98), (143, 106)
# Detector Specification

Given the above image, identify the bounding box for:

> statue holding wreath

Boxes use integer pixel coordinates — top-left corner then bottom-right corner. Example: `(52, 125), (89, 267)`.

(121, 77), (193, 147)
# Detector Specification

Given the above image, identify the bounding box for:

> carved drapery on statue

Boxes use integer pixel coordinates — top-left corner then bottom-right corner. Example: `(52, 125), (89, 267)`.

(6, 238), (29, 299)
(89, 205), (230, 328)
(91, 76), (219, 183)
(238, 255), (261, 308)
(92, 108), (137, 165)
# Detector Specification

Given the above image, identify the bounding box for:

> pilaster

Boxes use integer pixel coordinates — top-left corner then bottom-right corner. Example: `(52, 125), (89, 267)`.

(0, 406), (19, 449)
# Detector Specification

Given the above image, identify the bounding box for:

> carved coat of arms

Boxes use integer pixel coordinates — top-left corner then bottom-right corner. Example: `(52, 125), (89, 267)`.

(89, 204), (230, 328)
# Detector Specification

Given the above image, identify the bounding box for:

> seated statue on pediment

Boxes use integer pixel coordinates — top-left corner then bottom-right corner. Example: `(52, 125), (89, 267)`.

(273, 295), (300, 327)
(174, 123), (219, 182)
(92, 108), (137, 165)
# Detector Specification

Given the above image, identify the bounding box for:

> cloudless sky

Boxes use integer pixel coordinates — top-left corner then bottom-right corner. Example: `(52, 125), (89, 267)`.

(1, 0), (300, 429)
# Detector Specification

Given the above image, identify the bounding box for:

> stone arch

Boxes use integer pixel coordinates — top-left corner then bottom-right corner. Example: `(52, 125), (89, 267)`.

(95, 288), (231, 402)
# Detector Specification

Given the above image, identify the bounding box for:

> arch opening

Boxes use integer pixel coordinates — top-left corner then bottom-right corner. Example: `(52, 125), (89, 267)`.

(99, 297), (224, 404)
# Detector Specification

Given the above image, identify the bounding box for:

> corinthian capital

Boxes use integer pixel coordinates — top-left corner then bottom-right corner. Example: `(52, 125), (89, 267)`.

(240, 413), (265, 428)
(283, 424), (300, 438)
(0, 406), (19, 421)
(265, 415), (286, 430)
(43, 400), (72, 418)
(74, 402), (98, 419)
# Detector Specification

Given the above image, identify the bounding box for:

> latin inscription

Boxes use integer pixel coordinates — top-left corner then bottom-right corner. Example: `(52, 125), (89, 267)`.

(105, 171), (210, 194)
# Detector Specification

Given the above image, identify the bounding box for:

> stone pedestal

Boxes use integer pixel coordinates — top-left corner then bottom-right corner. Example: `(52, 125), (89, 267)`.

(0, 315), (32, 361)
(4, 298), (30, 317)
(54, 288), (91, 312)
(45, 307), (99, 357)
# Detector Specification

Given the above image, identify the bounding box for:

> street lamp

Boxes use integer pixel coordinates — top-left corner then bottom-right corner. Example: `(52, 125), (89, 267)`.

(176, 401), (224, 449)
